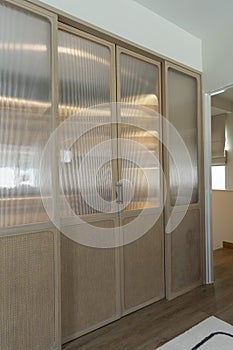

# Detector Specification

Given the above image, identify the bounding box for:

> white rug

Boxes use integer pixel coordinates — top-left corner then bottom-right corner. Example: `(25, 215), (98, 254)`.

(157, 317), (233, 349)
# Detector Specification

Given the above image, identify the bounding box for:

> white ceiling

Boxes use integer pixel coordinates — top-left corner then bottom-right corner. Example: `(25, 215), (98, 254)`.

(133, 0), (233, 39)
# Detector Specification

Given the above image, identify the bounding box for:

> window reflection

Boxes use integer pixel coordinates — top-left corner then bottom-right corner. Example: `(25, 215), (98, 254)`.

(0, 2), (51, 226)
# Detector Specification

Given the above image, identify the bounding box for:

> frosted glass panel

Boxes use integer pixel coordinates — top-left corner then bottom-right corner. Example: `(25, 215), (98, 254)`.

(0, 2), (51, 226)
(168, 68), (198, 205)
(58, 30), (113, 216)
(119, 53), (161, 210)
(120, 53), (159, 112)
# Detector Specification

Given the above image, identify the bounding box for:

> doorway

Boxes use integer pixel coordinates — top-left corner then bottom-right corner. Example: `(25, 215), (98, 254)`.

(211, 87), (233, 251)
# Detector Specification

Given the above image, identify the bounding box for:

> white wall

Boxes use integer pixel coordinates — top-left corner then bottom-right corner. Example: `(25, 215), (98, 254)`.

(212, 190), (233, 249)
(203, 27), (233, 92)
(39, 0), (202, 71)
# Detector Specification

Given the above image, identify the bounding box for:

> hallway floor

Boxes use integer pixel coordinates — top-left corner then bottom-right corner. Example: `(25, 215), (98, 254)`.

(63, 248), (233, 350)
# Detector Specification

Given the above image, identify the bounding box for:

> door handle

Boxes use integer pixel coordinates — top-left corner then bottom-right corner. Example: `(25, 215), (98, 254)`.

(116, 182), (123, 204)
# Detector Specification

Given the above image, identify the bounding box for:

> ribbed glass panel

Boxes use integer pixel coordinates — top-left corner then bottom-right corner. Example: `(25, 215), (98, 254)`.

(0, 2), (51, 227)
(58, 30), (113, 217)
(119, 53), (161, 210)
(168, 68), (198, 205)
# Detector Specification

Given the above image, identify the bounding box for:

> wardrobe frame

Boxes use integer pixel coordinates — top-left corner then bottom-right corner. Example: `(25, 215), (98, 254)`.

(0, 0), (61, 349)
(0, 0), (205, 347)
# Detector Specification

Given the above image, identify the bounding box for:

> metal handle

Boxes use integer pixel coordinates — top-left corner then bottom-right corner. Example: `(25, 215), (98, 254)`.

(116, 182), (123, 204)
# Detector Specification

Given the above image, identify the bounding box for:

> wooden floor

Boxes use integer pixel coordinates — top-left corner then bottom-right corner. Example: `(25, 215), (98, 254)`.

(63, 248), (233, 350)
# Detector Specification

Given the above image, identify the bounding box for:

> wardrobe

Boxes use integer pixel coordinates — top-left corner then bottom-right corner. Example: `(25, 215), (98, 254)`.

(0, 0), (204, 349)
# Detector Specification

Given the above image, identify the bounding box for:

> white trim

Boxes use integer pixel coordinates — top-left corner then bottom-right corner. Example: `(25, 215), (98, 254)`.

(210, 84), (233, 96)
(203, 92), (214, 284)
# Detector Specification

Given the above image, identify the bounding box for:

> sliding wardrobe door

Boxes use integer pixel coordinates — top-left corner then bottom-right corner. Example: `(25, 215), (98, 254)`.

(58, 24), (120, 343)
(164, 63), (204, 299)
(117, 47), (165, 314)
(0, 1), (60, 350)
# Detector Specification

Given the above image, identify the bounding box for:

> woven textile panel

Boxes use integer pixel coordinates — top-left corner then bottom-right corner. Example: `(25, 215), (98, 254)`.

(0, 231), (56, 350)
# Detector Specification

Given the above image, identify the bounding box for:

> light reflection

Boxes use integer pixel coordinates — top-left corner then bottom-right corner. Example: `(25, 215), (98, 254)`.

(0, 43), (47, 52)
(0, 167), (36, 190)
(0, 167), (15, 188)
(0, 96), (51, 109)
(121, 94), (158, 108)
(58, 46), (109, 65)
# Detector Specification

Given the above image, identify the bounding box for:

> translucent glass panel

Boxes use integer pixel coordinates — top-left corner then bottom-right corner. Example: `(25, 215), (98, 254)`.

(168, 68), (198, 205)
(58, 30), (113, 216)
(0, 2), (51, 226)
(119, 53), (161, 210)
(119, 53), (160, 112)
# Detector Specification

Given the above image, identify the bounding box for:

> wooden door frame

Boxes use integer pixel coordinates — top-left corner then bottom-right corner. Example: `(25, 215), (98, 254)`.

(163, 62), (205, 299)
(0, 1), (61, 349)
(116, 46), (165, 315)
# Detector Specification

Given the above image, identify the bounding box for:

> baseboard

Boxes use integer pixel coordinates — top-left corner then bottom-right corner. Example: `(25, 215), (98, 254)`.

(223, 241), (233, 249)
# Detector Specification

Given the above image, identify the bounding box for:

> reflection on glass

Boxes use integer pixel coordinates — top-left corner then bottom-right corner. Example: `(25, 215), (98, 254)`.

(58, 30), (113, 217)
(119, 53), (161, 210)
(168, 68), (198, 206)
(0, 2), (51, 226)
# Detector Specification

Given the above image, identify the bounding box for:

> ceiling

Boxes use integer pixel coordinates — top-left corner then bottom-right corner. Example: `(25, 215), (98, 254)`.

(133, 0), (233, 39)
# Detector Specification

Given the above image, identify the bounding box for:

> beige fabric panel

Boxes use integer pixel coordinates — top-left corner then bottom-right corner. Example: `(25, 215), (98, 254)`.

(0, 231), (56, 350)
(61, 220), (118, 338)
(171, 209), (202, 293)
(123, 215), (164, 311)
(167, 67), (199, 206)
